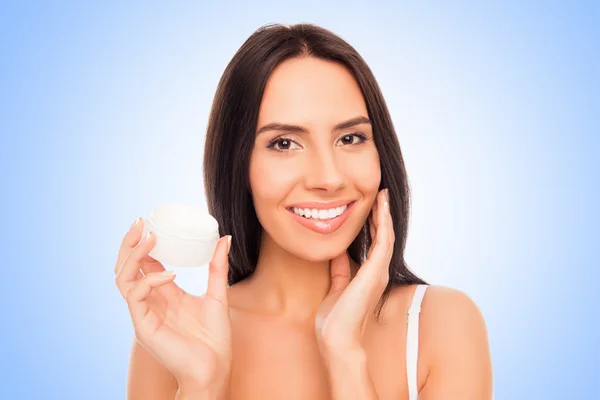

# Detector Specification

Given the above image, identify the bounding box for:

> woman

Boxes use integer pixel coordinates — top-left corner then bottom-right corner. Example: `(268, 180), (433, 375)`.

(114, 23), (493, 399)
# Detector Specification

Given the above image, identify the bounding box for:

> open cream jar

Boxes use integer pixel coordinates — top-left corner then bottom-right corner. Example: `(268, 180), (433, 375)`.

(141, 203), (220, 267)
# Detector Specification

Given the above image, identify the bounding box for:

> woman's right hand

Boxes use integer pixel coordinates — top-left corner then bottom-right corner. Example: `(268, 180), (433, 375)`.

(114, 218), (233, 393)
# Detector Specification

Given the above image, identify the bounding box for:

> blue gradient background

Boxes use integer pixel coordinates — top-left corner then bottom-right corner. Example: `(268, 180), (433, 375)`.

(1, 1), (598, 399)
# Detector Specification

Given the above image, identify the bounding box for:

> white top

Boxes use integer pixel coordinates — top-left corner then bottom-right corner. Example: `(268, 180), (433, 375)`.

(406, 284), (428, 400)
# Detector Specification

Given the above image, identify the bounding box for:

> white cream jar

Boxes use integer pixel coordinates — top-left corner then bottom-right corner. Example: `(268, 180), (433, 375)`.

(140, 203), (220, 296)
(141, 203), (220, 267)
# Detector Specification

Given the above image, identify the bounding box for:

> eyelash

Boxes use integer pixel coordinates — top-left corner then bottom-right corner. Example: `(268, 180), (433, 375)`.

(266, 132), (370, 152)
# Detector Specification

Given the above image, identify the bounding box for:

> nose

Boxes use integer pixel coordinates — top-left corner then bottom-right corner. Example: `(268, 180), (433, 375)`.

(304, 146), (346, 192)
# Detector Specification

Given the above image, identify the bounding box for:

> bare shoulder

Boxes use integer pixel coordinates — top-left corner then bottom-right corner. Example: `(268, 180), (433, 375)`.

(420, 285), (488, 334)
(380, 284), (489, 346)
(417, 285), (493, 399)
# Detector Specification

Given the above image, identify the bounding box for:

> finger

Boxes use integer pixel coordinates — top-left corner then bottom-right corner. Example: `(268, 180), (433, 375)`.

(356, 190), (391, 286)
(126, 271), (177, 328)
(367, 215), (376, 258)
(366, 191), (381, 255)
(116, 231), (156, 298)
(379, 190), (393, 285)
(114, 217), (145, 275)
(140, 257), (166, 276)
(385, 189), (395, 259)
(370, 198), (379, 232)
(206, 235), (231, 307)
(369, 189), (387, 255)
(378, 189), (393, 263)
(131, 221), (166, 275)
(328, 252), (351, 295)
(380, 189), (393, 287)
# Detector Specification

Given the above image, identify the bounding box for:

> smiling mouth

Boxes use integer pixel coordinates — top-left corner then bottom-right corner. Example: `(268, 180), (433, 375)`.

(285, 201), (356, 234)
(286, 201), (355, 220)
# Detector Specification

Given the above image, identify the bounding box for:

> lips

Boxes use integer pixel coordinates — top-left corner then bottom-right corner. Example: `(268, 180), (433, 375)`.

(287, 201), (356, 234)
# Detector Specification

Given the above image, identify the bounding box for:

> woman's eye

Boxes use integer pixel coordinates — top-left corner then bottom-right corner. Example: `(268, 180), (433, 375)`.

(269, 138), (299, 151)
(338, 133), (367, 146)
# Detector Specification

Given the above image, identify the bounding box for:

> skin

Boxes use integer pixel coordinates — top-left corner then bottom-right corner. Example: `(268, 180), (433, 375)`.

(115, 57), (493, 399)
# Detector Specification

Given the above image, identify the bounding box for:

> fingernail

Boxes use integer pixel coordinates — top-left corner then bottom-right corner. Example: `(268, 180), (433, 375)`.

(159, 270), (175, 276)
(227, 235), (232, 252)
(131, 217), (141, 227)
(144, 231), (152, 240)
(384, 188), (389, 201)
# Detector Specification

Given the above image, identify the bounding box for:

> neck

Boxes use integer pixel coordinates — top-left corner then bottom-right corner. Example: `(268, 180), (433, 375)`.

(241, 231), (357, 323)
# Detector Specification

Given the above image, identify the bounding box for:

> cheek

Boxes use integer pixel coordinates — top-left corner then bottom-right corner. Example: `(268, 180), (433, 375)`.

(249, 153), (297, 214)
(346, 148), (381, 195)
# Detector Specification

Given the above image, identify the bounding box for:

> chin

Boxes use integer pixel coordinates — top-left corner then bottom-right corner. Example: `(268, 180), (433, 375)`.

(288, 229), (362, 262)
(287, 244), (345, 263)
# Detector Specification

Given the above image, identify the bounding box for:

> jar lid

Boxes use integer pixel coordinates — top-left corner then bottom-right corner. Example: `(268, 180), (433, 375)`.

(147, 203), (219, 241)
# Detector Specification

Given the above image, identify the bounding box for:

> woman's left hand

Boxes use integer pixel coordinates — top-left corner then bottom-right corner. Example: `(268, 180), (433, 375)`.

(315, 188), (395, 357)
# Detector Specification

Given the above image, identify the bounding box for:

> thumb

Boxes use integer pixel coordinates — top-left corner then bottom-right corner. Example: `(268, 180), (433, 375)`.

(206, 235), (231, 306)
(328, 252), (351, 295)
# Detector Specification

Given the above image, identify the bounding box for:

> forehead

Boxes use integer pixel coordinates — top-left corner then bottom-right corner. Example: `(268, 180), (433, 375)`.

(257, 57), (368, 127)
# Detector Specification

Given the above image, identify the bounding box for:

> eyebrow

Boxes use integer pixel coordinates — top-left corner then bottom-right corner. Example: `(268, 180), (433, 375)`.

(256, 116), (371, 136)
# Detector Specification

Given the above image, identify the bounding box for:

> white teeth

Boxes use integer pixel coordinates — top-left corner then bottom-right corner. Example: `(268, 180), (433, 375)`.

(292, 204), (348, 220)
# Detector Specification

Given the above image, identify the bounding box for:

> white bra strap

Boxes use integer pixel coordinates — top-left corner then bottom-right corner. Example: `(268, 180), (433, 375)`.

(406, 284), (428, 400)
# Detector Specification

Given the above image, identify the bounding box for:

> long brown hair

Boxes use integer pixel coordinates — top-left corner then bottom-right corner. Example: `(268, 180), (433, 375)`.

(203, 23), (426, 320)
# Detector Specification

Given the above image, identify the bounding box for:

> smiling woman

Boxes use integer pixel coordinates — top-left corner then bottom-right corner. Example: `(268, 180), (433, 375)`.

(116, 22), (493, 400)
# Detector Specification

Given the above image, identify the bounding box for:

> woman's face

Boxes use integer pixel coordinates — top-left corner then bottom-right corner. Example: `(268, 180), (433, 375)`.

(249, 56), (381, 261)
